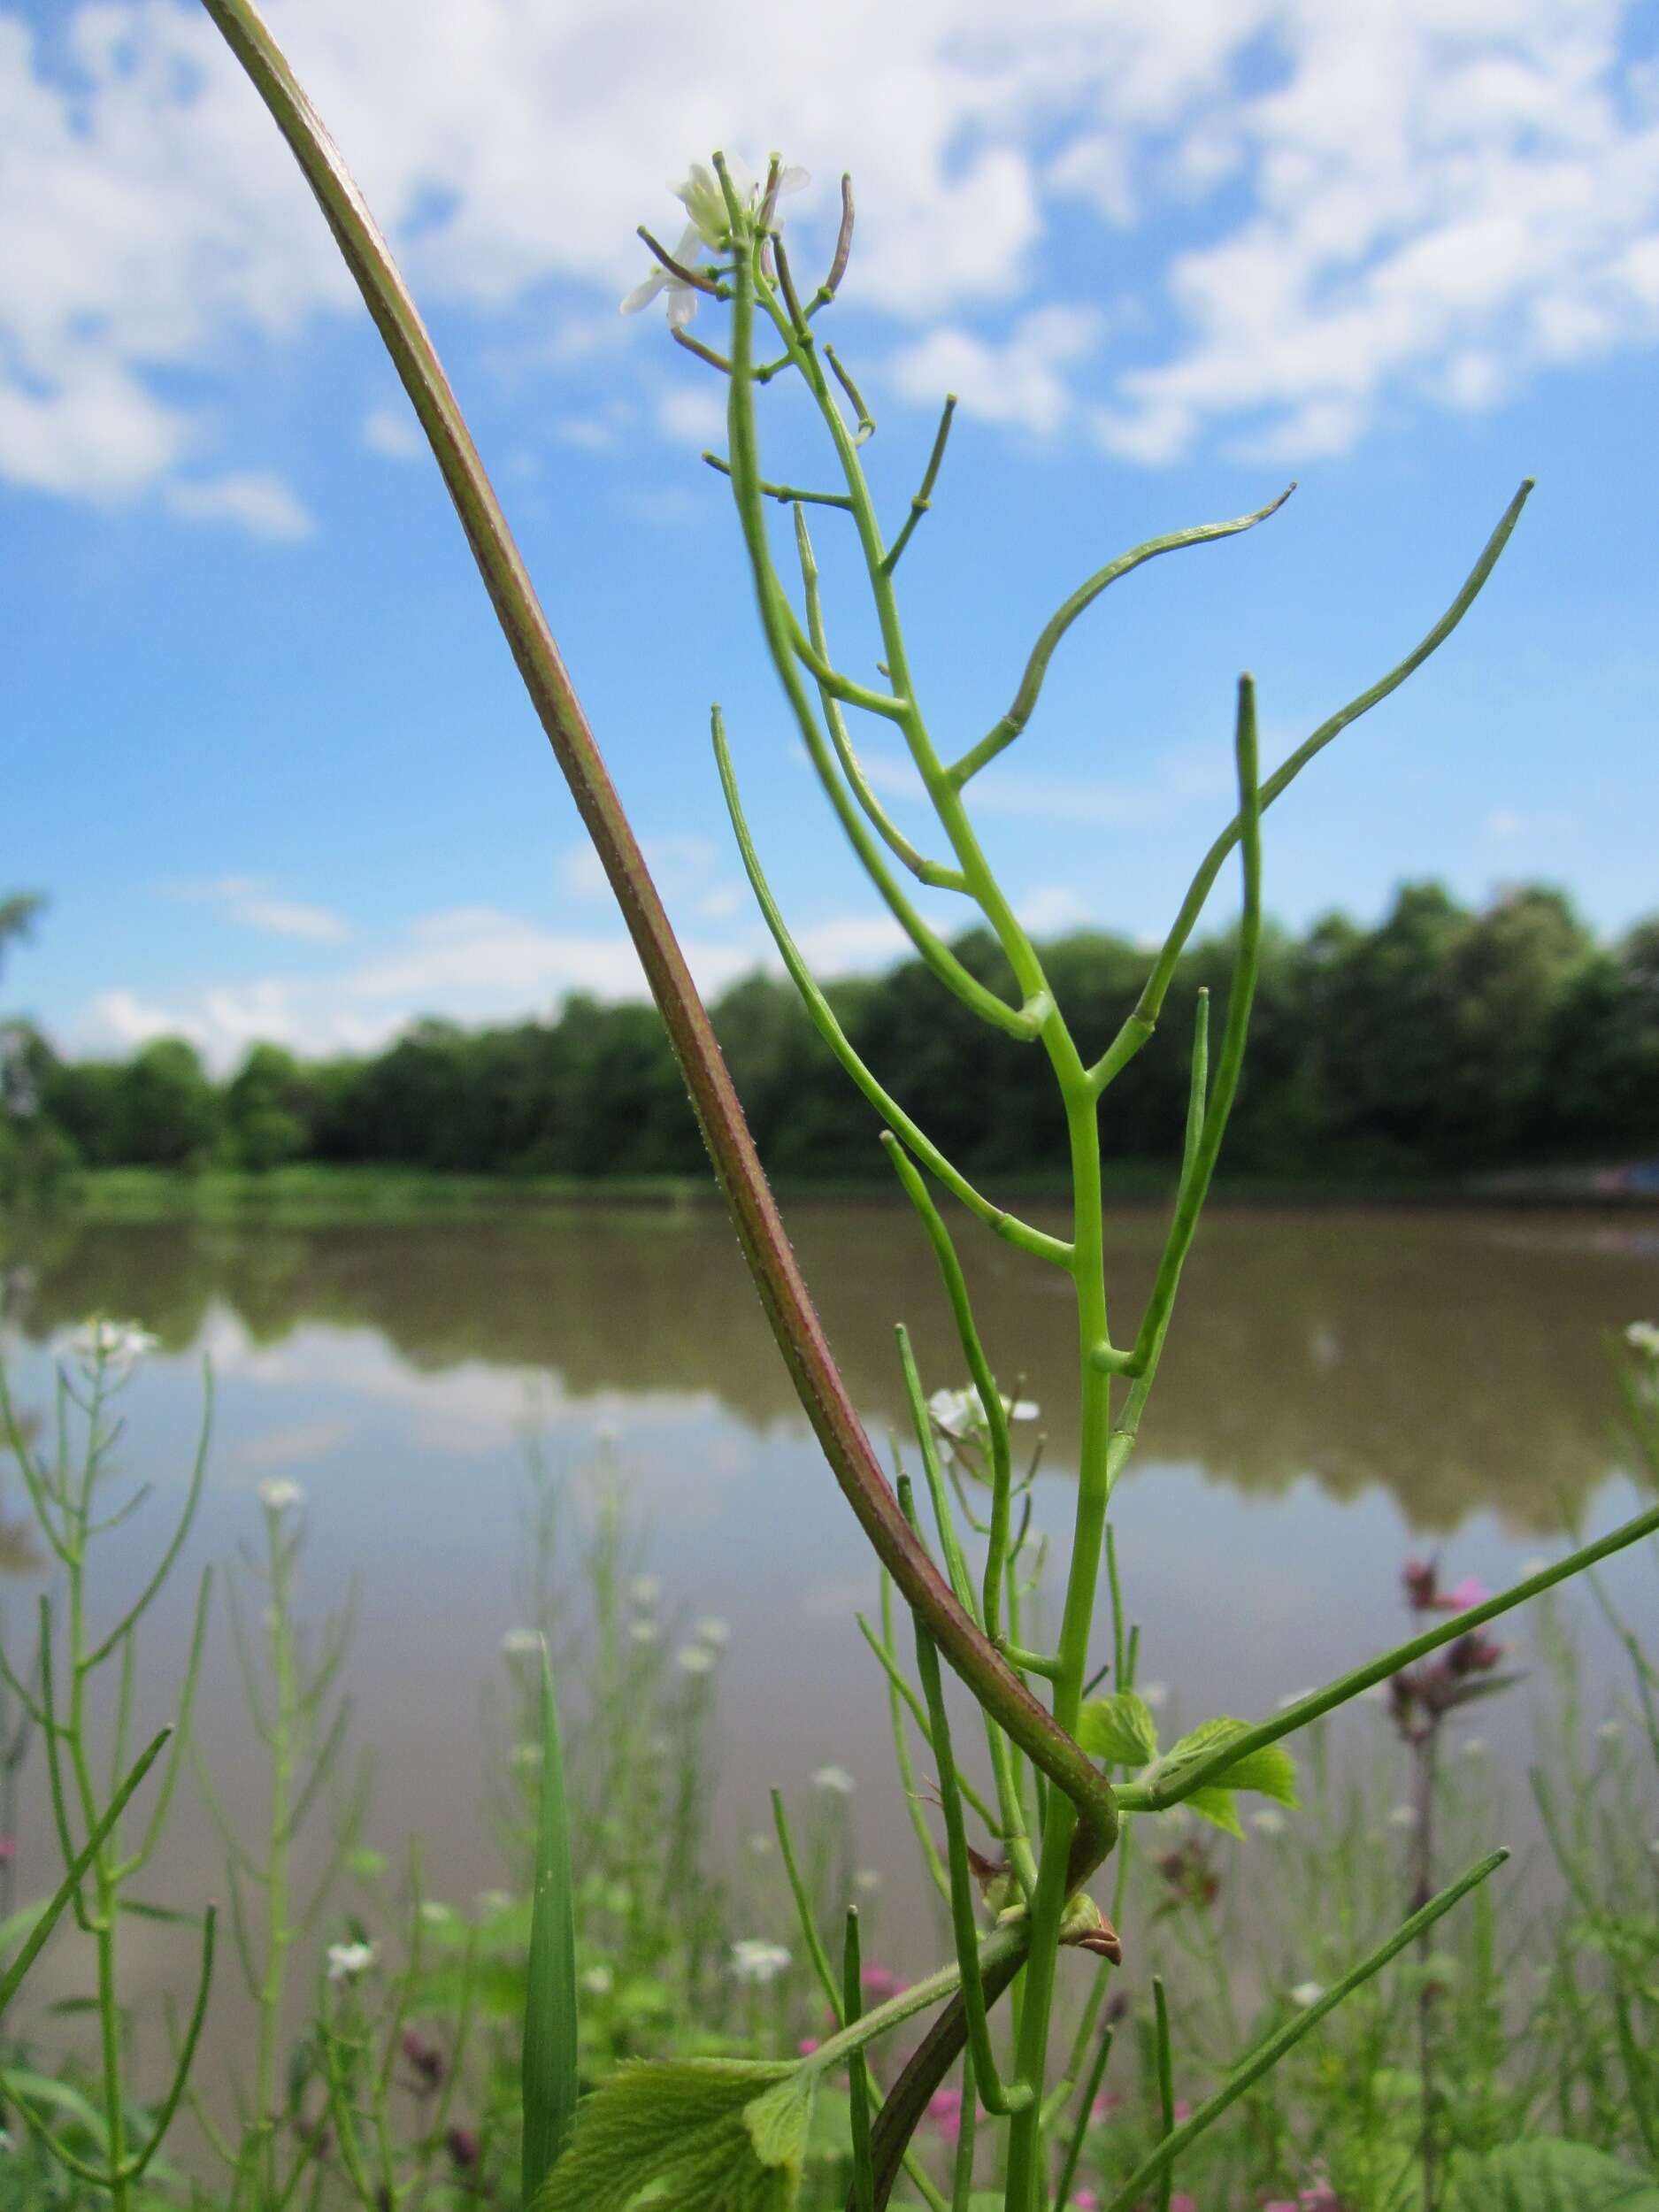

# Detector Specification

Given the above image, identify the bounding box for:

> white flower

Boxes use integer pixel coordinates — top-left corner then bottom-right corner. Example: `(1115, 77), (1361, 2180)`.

(510, 1742), (543, 1769)
(676, 1645), (716, 1675)
(620, 157), (807, 326)
(1290, 1980), (1323, 2009)
(419, 1901), (453, 1926)
(1461, 1736), (1488, 1760)
(811, 1764), (855, 1795)
(1251, 1809), (1286, 1839)
(854, 1869), (884, 1893)
(70, 1318), (158, 1376)
(258, 1479), (304, 1514)
(501, 1628), (543, 1657)
(630, 1619), (660, 1646)
(1388, 1804), (1419, 1831)
(747, 1833), (773, 1856)
(474, 1889), (513, 1916)
(580, 1964), (614, 1997)
(326, 1940), (375, 1984)
(926, 1386), (1039, 1440)
(730, 1938), (791, 1987)
(1140, 1683), (1169, 1712)
(1624, 1320), (1659, 1358)
(1595, 1718), (1624, 1744)
(695, 1617), (732, 1647)
(631, 1575), (662, 1608)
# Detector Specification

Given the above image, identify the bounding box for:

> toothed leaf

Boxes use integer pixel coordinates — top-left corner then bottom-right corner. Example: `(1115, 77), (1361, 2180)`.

(1078, 1691), (1158, 1768)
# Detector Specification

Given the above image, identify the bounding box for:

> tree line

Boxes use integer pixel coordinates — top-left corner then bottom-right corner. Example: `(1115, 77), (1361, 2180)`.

(4, 881), (1656, 1194)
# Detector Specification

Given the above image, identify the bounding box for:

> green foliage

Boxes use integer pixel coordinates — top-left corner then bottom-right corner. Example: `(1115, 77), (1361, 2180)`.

(1078, 1691), (1160, 1767)
(1449, 2139), (1659, 2209)
(533, 2058), (811, 2212)
(522, 1655), (580, 2201)
(1079, 1705), (1299, 1836)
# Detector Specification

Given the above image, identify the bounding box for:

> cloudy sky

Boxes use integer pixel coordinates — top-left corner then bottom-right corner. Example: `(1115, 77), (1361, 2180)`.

(5, 0), (1658, 1068)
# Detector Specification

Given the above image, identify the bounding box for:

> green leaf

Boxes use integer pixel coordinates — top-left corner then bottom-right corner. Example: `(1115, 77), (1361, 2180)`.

(1450, 2140), (1659, 2210)
(1156, 1717), (1298, 1809)
(532, 2059), (811, 2212)
(522, 1655), (580, 2204)
(1078, 1691), (1158, 1767)
(1184, 1785), (1243, 1838)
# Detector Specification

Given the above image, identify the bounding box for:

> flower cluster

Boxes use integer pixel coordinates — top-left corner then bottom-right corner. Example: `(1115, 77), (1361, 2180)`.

(926, 1385), (1040, 1441)
(620, 157), (807, 327)
(68, 1317), (157, 1379)
(729, 1938), (790, 1988)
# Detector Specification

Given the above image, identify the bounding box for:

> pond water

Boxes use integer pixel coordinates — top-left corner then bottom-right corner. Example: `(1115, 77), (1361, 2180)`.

(0, 1199), (1655, 1995)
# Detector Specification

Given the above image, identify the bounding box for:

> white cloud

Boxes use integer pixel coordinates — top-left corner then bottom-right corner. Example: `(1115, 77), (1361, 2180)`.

(3, 0), (1657, 528)
(654, 383), (725, 445)
(1017, 883), (1094, 935)
(890, 306), (1103, 438)
(168, 875), (349, 941)
(361, 403), (425, 460)
(163, 470), (315, 541)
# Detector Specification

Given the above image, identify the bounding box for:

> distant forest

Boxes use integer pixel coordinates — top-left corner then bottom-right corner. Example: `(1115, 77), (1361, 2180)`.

(4, 882), (1657, 1191)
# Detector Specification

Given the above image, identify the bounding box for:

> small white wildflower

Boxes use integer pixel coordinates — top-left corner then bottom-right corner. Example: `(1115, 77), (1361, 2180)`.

(501, 1628), (543, 1657)
(695, 1617), (732, 1647)
(419, 1901), (453, 1926)
(630, 1619), (659, 1645)
(1251, 1809), (1286, 1839)
(621, 157), (807, 326)
(70, 1318), (158, 1376)
(854, 1869), (884, 1893)
(1388, 1804), (1419, 1831)
(748, 1832), (773, 1856)
(730, 1938), (791, 1988)
(475, 1888), (513, 1916)
(1139, 1683), (1169, 1712)
(810, 1764), (855, 1796)
(1624, 1319), (1659, 1359)
(1007, 1396), (1040, 1422)
(326, 1939), (375, 1984)
(258, 1478), (304, 1514)
(1595, 1718), (1624, 1745)
(580, 1964), (614, 1997)
(631, 1575), (662, 1608)
(927, 1386), (978, 1440)
(1290, 1980), (1323, 2009)
(676, 1644), (716, 1675)
(1461, 1736), (1488, 1760)
(510, 1742), (543, 1769)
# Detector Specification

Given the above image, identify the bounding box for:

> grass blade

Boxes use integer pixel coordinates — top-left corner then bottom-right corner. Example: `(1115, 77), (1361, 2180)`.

(522, 1652), (579, 2205)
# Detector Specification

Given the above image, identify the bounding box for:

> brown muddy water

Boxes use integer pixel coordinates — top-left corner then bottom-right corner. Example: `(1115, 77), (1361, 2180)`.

(0, 1199), (1655, 2013)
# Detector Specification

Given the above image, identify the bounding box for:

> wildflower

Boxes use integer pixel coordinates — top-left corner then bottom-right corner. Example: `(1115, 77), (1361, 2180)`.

(401, 2031), (442, 2090)
(1140, 1681), (1169, 1711)
(1072, 2197), (1100, 2211)
(419, 1901), (452, 1925)
(730, 1938), (791, 1987)
(70, 1317), (158, 1376)
(474, 1888), (512, 1916)
(621, 157), (807, 326)
(1289, 1979), (1323, 2008)
(926, 2085), (964, 2146)
(510, 1743), (543, 1768)
(676, 1644), (716, 1674)
(1251, 1808), (1286, 1839)
(501, 1627), (543, 1656)
(326, 1939), (375, 1983)
(258, 1478), (304, 1514)
(747, 1832), (772, 1855)
(695, 1617), (731, 1647)
(798, 2036), (819, 2055)
(1442, 1575), (1491, 1612)
(1388, 1803), (1419, 1831)
(860, 1963), (904, 2002)
(1625, 1319), (1659, 1358)
(630, 1619), (659, 1645)
(1402, 1559), (1489, 1613)
(854, 1868), (883, 1893)
(445, 2126), (479, 2171)
(631, 1574), (662, 1607)
(580, 1964), (614, 1996)
(810, 1763), (855, 1795)
(926, 1385), (1039, 1440)
(1461, 1736), (1487, 1759)
(1596, 1717), (1624, 1744)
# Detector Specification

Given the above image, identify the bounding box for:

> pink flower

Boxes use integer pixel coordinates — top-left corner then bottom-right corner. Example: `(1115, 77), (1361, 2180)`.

(1442, 1575), (1490, 1612)
(1173, 2100), (1191, 2122)
(927, 2086), (963, 2146)
(1171, 2196), (1196, 2211)
(1071, 2195), (1100, 2209)
(861, 1964), (905, 2002)
(797, 2038), (819, 2056)
(0, 1837), (16, 1867)
(1090, 2090), (1120, 2121)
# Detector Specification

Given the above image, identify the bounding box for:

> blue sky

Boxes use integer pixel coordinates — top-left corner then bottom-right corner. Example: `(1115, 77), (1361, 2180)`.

(5, 0), (1659, 1069)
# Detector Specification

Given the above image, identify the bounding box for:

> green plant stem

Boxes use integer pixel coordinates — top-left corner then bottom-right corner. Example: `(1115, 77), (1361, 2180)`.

(200, 0), (1118, 1919)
